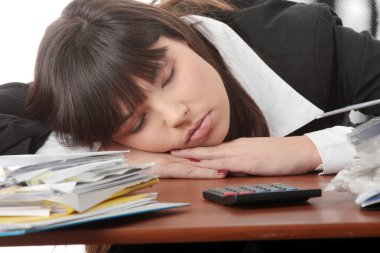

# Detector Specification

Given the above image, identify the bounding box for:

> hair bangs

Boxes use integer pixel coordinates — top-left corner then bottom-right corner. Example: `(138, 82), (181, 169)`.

(33, 12), (168, 147)
(58, 38), (169, 147)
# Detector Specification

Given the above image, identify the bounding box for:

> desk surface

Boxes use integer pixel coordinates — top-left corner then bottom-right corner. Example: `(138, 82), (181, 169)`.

(1, 174), (380, 246)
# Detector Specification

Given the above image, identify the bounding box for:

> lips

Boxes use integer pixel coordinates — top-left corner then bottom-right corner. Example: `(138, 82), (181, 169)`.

(186, 112), (213, 145)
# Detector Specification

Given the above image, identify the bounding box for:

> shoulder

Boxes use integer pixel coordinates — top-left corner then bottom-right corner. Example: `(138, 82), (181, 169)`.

(210, 1), (344, 115)
(0, 82), (30, 116)
(216, 0), (342, 55)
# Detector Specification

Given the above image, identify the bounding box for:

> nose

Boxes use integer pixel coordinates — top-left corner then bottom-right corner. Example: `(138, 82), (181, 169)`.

(152, 97), (189, 128)
(165, 102), (189, 127)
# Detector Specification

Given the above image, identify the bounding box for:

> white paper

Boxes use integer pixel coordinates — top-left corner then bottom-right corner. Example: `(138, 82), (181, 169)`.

(0, 206), (50, 217)
(0, 151), (129, 170)
(41, 158), (126, 184)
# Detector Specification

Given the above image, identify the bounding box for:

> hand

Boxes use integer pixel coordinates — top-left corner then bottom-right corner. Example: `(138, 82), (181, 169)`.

(170, 136), (322, 176)
(99, 142), (227, 179)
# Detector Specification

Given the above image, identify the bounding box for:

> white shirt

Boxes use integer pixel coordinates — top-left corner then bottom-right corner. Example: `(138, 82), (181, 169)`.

(37, 15), (357, 174)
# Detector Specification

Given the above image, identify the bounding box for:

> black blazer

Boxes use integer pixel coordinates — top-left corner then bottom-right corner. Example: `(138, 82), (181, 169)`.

(0, 83), (51, 155)
(211, 0), (380, 134)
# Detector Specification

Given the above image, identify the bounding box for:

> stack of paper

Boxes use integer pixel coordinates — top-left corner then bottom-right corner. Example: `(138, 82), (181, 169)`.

(0, 151), (189, 236)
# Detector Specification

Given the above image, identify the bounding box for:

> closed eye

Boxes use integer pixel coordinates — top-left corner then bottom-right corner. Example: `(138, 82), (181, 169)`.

(162, 65), (175, 88)
(130, 112), (147, 133)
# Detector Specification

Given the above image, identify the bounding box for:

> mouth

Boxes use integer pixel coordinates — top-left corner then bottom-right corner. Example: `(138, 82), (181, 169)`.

(186, 112), (213, 145)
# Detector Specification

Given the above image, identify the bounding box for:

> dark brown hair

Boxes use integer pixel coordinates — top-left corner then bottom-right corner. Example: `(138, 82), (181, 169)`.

(25, 0), (269, 149)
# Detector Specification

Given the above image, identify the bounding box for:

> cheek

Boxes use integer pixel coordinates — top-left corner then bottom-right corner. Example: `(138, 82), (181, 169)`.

(115, 131), (173, 153)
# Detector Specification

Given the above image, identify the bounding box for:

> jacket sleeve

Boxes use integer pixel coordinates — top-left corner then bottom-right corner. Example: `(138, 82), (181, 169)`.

(332, 22), (380, 116)
(0, 83), (51, 155)
(307, 18), (380, 173)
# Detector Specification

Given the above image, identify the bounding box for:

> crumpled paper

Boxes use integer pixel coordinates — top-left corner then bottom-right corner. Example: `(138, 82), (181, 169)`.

(325, 117), (380, 206)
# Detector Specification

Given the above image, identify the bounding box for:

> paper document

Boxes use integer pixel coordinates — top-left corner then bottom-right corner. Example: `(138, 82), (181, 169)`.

(0, 151), (190, 236)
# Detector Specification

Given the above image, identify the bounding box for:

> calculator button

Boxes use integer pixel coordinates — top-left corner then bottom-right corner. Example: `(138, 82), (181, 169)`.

(245, 187), (266, 193)
(272, 184), (298, 191)
(255, 185), (273, 191)
(225, 186), (243, 192)
(265, 186), (283, 192)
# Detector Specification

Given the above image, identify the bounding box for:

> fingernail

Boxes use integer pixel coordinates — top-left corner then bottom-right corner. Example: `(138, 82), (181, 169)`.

(217, 169), (228, 175)
(189, 158), (200, 162)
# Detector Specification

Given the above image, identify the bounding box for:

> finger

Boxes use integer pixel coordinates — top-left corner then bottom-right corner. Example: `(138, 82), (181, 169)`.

(149, 163), (228, 179)
(171, 145), (229, 160)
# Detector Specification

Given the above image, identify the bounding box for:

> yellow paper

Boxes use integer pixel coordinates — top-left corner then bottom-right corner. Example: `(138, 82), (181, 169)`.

(0, 202), (74, 224)
(0, 178), (159, 224)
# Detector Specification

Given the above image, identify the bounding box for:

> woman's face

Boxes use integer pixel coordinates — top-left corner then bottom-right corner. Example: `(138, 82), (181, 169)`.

(112, 36), (230, 152)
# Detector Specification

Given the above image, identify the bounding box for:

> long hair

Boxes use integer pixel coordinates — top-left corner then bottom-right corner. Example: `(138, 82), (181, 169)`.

(25, 0), (269, 149)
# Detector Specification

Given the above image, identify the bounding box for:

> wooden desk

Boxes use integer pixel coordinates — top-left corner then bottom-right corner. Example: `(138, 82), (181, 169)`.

(1, 174), (380, 246)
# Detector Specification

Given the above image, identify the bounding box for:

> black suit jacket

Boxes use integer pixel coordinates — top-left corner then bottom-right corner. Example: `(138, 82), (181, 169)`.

(211, 0), (380, 134)
(0, 83), (51, 155)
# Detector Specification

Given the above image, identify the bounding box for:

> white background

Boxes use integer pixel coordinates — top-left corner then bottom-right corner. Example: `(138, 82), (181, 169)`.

(0, 1), (72, 85)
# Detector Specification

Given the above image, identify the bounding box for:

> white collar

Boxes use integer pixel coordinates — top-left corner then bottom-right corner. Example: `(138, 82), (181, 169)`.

(183, 15), (324, 136)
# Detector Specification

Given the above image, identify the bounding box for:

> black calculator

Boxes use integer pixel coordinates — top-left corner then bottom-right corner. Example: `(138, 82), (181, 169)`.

(203, 183), (321, 206)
